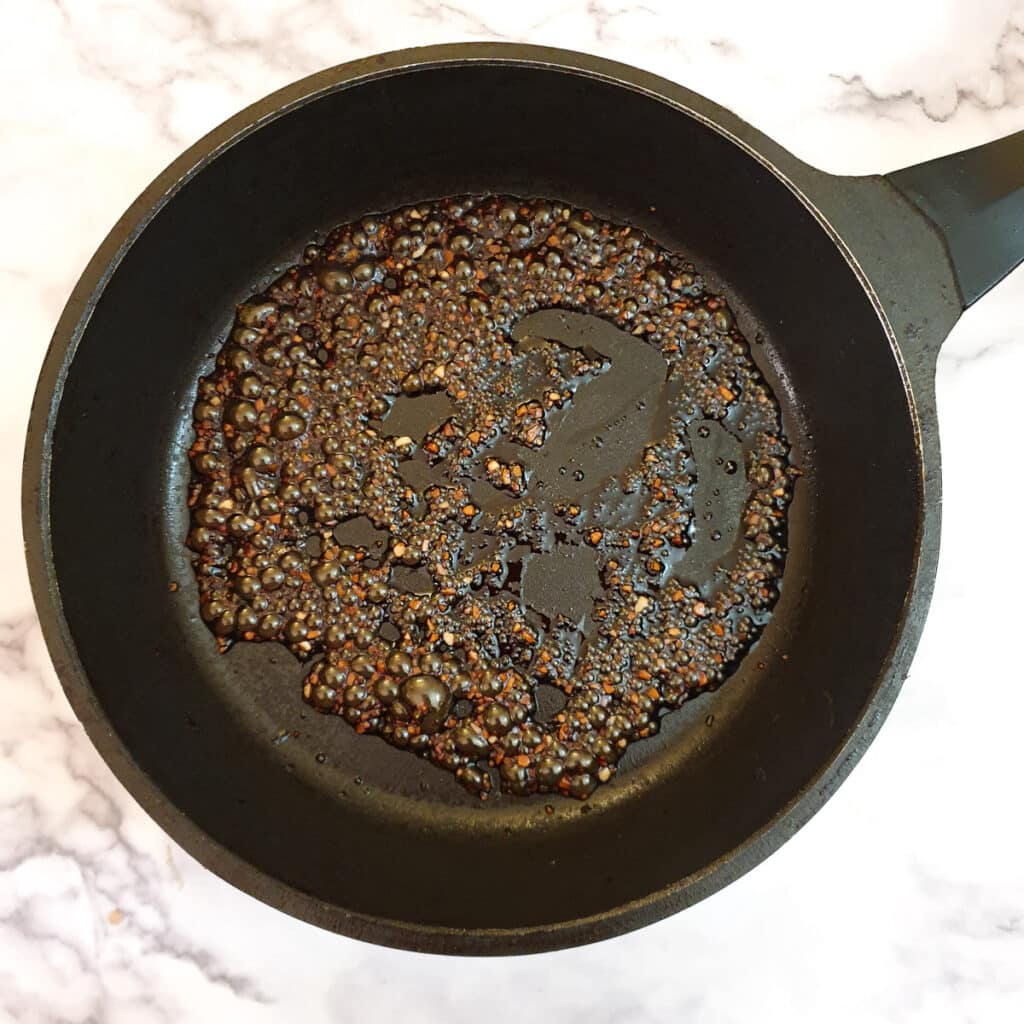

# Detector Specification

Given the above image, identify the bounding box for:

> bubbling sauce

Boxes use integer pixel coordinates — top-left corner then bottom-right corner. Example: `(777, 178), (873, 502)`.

(187, 196), (798, 799)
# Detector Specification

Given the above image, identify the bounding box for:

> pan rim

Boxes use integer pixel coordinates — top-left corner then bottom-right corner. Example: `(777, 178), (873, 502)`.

(22, 41), (929, 955)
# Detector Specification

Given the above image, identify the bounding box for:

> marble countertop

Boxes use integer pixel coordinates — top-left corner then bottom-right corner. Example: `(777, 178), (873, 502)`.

(4, 1), (1024, 1020)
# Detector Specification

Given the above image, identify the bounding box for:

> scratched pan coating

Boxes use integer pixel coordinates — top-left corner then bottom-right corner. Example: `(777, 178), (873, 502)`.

(24, 45), (1023, 953)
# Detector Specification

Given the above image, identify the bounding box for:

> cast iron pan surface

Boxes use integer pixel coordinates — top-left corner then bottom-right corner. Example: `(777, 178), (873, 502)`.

(23, 44), (1024, 954)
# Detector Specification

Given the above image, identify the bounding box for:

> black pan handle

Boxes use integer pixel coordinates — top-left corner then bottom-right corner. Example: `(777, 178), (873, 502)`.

(886, 130), (1024, 308)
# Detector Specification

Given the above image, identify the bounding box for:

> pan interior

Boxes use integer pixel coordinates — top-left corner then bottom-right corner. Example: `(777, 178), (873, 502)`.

(46, 63), (921, 934)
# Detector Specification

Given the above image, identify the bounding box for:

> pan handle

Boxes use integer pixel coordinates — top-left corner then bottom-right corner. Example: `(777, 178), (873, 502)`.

(885, 130), (1024, 309)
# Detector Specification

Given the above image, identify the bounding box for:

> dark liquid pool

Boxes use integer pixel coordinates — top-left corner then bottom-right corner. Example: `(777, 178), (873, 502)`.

(186, 195), (798, 799)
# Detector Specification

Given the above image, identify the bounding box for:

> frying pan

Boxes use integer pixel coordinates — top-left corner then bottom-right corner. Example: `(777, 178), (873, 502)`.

(22, 43), (1024, 955)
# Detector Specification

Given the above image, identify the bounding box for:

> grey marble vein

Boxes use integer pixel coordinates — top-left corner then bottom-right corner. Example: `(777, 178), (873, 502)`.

(830, 15), (1024, 122)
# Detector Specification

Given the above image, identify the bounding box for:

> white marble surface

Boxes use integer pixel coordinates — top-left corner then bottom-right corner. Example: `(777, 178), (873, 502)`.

(3, 0), (1024, 1020)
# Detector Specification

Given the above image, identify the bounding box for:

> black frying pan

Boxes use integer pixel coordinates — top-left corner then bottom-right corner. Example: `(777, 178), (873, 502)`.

(22, 44), (1024, 955)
